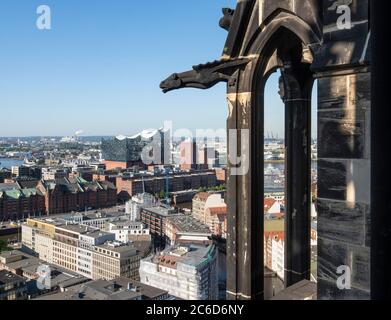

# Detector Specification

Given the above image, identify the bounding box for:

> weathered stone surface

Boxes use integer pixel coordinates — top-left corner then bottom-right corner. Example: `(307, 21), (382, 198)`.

(364, 204), (371, 248)
(318, 238), (349, 281)
(318, 160), (347, 200)
(352, 247), (370, 291)
(271, 280), (317, 300)
(318, 76), (348, 110)
(313, 0), (370, 69)
(318, 113), (364, 159)
(318, 278), (370, 300)
(318, 237), (370, 296)
(322, 0), (369, 27)
(317, 199), (365, 246)
(353, 73), (371, 110)
(318, 74), (371, 111)
(162, 0), (371, 301)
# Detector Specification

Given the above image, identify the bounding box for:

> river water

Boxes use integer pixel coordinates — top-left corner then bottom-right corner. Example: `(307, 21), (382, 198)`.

(0, 158), (24, 169)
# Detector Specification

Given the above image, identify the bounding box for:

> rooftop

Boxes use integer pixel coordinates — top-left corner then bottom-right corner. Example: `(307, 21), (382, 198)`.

(34, 277), (168, 301)
(56, 223), (110, 238)
(95, 242), (138, 254)
(193, 192), (210, 202)
(0, 250), (41, 271)
(149, 244), (216, 270)
(109, 220), (145, 228)
(0, 270), (25, 286)
(142, 205), (178, 217)
(166, 215), (211, 234)
(27, 217), (113, 238)
(0, 250), (90, 295)
(208, 206), (227, 215)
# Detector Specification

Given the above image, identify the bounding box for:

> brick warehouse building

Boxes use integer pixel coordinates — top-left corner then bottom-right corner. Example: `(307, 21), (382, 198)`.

(0, 183), (45, 221)
(36, 177), (117, 215)
(116, 170), (218, 201)
(0, 177), (117, 220)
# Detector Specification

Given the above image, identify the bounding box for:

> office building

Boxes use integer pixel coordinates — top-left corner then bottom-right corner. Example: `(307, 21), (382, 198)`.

(21, 218), (140, 281)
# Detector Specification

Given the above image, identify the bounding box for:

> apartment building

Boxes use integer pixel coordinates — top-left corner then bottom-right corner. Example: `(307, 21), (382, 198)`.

(139, 244), (218, 300)
(264, 232), (285, 280)
(192, 193), (227, 238)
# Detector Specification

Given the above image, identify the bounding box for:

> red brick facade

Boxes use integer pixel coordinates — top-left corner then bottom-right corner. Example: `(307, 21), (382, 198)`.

(36, 180), (117, 215)
(116, 171), (217, 199)
(104, 161), (134, 171)
(0, 192), (45, 221)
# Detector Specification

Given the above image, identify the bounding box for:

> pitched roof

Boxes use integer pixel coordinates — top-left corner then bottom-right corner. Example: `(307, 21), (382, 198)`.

(4, 189), (22, 199)
(18, 179), (39, 189)
(208, 206), (227, 215)
(264, 198), (277, 212)
(193, 192), (210, 202)
(0, 270), (25, 285)
(99, 181), (116, 190)
(0, 183), (20, 191)
(21, 188), (43, 197)
(264, 231), (285, 242)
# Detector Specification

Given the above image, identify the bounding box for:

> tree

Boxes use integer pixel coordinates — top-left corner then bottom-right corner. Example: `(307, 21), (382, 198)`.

(0, 239), (10, 253)
(158, 190), (166, 199)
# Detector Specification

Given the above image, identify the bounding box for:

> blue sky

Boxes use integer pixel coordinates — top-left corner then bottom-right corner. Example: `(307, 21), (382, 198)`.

(0, 0), (316, 138)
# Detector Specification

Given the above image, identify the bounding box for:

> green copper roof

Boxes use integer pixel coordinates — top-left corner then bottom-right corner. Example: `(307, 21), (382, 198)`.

(4, 189), (22, 200)
(0, 187), (43, 200)
(21, 188), (41, 197)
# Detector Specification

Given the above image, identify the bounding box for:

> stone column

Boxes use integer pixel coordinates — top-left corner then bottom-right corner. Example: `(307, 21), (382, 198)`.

(312, 0), (371, 300)
(226, 67), (264, 300)
(280, 66), (313, 287)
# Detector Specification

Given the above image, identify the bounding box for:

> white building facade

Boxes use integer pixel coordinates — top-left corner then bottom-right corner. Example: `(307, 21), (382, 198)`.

(139, 245), (218, 300)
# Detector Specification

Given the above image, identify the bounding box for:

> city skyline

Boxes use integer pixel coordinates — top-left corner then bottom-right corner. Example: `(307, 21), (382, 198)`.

(0, 0), (317, 138)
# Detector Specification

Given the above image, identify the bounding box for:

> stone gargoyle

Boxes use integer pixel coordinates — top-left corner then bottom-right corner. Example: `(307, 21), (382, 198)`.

(160, 58), (250, 93)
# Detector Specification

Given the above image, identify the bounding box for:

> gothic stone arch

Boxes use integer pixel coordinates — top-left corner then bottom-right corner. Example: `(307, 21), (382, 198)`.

(161, 0), (371, 300)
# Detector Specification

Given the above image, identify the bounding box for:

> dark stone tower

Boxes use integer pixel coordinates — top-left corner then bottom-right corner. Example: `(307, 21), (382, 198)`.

(161, 0), (373, 300)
